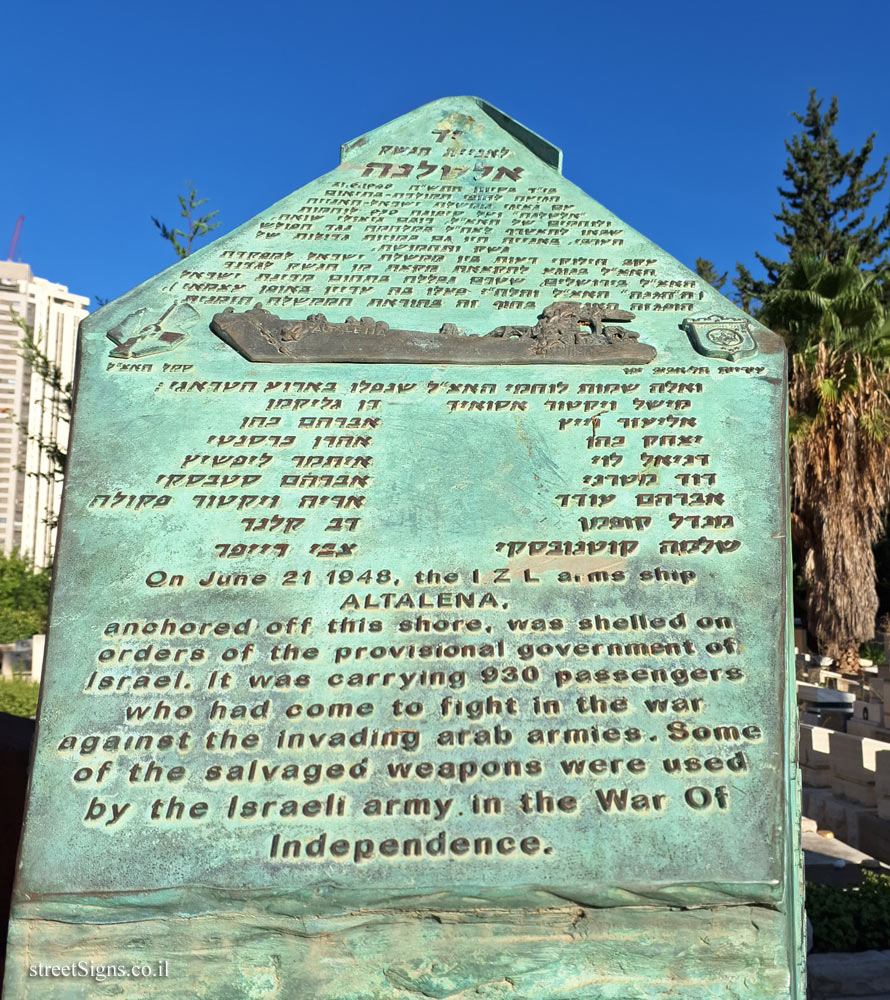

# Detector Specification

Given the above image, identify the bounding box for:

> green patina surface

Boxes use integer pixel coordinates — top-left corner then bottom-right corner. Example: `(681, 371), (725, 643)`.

(3, 97), (803, 998)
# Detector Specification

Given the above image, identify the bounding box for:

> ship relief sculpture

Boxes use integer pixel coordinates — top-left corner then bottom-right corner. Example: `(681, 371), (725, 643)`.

(210, 301), (656, 365)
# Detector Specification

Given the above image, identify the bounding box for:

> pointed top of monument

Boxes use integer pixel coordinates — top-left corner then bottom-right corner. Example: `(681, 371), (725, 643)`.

(340, 97), (563, 174)
(86, 96), (782, 371)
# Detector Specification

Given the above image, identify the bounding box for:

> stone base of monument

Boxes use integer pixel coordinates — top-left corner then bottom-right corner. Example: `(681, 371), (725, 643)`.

(4, 897), (791, 999)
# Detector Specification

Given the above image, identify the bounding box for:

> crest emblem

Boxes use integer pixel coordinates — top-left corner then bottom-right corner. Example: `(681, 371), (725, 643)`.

(107, 302), (199, 359)
(681, 314), (758, 362)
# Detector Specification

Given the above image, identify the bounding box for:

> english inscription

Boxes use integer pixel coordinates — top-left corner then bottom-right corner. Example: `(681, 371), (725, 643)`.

(63, 363), (773, 882)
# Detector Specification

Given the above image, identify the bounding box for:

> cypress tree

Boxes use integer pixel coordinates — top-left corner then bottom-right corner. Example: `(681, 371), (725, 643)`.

(735, 90), (890, 308)
(694, 258), (727, 291)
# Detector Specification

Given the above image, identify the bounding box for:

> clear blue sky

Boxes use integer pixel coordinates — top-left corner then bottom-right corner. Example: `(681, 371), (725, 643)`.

(6, 0), (890, 306)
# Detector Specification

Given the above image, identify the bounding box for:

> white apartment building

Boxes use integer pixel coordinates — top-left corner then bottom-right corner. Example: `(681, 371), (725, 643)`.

(0, 262), (88, 568)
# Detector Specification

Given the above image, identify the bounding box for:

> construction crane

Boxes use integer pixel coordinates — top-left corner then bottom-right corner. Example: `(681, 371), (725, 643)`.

(7, 215), (24, 260)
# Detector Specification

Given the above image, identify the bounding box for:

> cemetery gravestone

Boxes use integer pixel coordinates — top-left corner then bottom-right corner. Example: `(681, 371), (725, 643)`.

(3, 97), (804, 999)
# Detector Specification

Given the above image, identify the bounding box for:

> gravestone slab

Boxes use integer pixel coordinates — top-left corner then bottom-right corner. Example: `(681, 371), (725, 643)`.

(3, 97), (803, 999)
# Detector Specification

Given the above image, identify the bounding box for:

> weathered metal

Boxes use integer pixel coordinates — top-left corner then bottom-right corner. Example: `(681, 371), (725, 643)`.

(2, 96), (803, 1000)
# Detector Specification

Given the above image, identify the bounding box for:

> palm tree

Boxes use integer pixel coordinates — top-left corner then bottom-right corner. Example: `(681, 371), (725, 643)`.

(761, 253), (890, 671)
(762, 252), (888, 358)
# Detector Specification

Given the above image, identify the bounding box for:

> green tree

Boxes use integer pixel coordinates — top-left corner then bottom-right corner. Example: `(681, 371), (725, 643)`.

(695, 258), (727, 291)
(10, 313), (72, 472)
(761, 254), (890, 668)
(152, 182), (220, 259)
(0, 677), (40, 716)
(6, 186), (220, 536)
(0, 549), (50, 642)
(735, 90), (890, 309)
(731, 90), (890, 665)
(4, 312), (72, 535)
(761, 251), (889, 357)
(787, 343), (890, 670)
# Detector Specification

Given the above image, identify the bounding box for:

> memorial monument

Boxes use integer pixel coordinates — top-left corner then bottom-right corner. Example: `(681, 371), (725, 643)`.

(3, 97), (804, 998)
